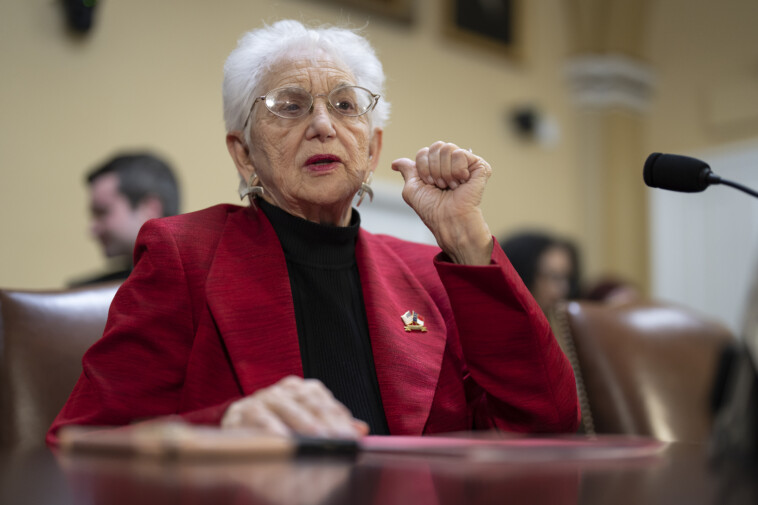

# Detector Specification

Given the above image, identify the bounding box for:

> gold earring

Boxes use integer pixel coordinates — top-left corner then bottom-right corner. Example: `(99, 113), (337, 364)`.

(356, 173), (374, 207)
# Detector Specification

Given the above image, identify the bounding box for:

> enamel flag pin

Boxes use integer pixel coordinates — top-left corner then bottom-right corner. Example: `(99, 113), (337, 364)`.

(401, 310), (427, 332)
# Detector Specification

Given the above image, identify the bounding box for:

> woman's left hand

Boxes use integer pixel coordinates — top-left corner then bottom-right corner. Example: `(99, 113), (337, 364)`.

(392, 141), (494, 265)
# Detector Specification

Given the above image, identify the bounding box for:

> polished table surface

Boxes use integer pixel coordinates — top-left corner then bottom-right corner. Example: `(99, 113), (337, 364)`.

(1, 436), (756, 505)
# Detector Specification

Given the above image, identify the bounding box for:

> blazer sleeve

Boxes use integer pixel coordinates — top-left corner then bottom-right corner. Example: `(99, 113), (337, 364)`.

(434, 238), (580, 433)
(46, 219), (237, 446)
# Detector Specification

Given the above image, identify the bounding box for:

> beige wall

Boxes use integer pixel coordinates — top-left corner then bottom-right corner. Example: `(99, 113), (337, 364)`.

(644, 0), (758, 151)
(1, 0), (757, 290)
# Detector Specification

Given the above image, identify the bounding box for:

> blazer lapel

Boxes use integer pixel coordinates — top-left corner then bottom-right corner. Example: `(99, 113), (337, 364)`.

(357, 232), (447, 435)
(205, 207), (303, 395)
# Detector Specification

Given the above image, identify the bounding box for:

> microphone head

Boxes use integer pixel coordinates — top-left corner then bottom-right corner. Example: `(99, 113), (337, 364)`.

(643, 153), (713, 193)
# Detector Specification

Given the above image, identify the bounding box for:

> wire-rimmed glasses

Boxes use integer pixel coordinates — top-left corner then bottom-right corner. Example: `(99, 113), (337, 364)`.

(243, 85), (380, 128)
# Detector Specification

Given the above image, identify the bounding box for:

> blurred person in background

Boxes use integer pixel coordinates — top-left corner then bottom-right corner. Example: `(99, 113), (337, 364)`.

(70, 152), (180, 286)
(499, 231), (582, 322)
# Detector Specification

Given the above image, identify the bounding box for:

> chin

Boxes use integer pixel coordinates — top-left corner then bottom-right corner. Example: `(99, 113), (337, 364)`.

(298, 183), (358, 206)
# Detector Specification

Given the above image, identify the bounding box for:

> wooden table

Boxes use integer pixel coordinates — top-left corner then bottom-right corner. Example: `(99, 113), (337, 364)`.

(1, 437), (756, 505)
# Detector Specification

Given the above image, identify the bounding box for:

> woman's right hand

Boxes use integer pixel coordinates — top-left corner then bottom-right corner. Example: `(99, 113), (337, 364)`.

(221, 376), (369, 438)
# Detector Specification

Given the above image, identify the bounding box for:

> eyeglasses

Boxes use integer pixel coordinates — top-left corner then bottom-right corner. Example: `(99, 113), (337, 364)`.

(243, 85), (380, 127)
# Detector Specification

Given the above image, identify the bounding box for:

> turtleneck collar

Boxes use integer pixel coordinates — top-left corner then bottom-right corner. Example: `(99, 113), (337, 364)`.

(258, 199), (361, 268)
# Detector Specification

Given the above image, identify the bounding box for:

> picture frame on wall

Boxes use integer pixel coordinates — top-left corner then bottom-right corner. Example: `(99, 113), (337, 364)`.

(312, 0), (415, 23)
(444, 0), (522, 59)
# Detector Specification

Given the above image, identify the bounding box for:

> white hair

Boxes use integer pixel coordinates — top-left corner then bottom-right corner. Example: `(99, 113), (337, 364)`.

(222, 20), (390, 135)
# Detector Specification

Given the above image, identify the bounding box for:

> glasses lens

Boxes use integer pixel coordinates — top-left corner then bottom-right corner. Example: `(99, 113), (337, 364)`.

(329, 86), (375, 116)
(265, 87), (312, 118)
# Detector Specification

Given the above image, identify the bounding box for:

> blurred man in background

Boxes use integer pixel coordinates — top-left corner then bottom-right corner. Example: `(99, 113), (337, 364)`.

(70, 152), (180, 286)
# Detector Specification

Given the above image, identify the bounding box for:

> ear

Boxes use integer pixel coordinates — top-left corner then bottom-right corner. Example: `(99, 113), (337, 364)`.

(226, 131), (256, 183)
(368, 127), (383, 174)
(136, 195), (164, 220)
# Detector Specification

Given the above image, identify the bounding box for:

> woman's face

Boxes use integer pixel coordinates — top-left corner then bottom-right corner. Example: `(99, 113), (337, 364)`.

(532, 245), (573, 314)
(230, 56), (382, 225)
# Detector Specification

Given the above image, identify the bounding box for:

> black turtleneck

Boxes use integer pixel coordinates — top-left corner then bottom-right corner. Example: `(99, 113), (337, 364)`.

(258, 200), (390, 435)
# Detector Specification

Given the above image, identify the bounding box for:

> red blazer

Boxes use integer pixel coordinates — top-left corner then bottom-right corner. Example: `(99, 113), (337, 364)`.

(48, 204), (578, 445)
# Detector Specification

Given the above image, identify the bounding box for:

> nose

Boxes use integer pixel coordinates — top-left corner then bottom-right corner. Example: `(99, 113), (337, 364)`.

(305, 98), (337, 141)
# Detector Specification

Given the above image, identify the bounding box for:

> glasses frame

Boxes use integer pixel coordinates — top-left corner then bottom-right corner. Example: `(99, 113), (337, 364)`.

(242, 85), (380, 129)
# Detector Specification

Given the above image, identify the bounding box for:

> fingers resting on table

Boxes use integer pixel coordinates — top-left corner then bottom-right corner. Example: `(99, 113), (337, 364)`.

(221, 376), (369, 439)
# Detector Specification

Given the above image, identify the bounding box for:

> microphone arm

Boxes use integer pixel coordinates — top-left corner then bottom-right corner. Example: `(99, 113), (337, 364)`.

(707, 173), (758, 199)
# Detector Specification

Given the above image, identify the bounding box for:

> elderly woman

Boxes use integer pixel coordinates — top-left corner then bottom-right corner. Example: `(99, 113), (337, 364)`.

(48, 20), (578, 444)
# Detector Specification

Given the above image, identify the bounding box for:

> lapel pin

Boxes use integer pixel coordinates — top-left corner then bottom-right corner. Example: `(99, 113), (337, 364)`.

(401, 310), (427, 332)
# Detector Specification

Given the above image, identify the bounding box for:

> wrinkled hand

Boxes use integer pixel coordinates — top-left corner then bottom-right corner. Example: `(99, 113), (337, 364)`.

(221, 376), (369, 438)
(392, 141), (493, 265)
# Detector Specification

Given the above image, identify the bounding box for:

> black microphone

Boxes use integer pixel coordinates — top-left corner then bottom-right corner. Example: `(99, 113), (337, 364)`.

(643, 153), (719, 192)
(644, 152), (758, 199)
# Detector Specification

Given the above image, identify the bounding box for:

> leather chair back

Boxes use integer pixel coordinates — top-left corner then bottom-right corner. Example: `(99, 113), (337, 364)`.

(560, 301), (734, 442)
(0, 283), (119, 449)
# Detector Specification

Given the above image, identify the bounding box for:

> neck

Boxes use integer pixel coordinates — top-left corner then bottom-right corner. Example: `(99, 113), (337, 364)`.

(258, 195), (354, 227)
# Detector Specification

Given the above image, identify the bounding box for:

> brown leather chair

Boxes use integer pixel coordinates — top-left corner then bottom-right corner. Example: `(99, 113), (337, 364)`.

(556, 300), (735, 442)
(0, 283), (119, 450)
